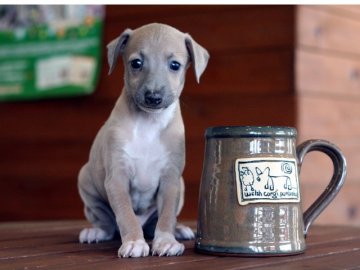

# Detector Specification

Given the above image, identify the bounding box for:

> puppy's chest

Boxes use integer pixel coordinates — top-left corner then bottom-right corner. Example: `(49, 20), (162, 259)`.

(124, 123), (169, 192)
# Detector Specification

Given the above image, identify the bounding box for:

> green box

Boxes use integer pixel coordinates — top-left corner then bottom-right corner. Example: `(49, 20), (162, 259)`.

(0, 5), (104, 101)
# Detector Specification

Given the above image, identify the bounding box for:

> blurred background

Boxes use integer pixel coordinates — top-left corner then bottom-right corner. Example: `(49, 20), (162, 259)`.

(0, 5), (359, 226)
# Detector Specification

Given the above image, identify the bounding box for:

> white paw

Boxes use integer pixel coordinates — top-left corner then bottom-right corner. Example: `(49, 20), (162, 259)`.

(152, 232), (185, 256)
(118, 239), (150, 258)
(79, 227), (114, 244)
(175, 224), (195, 240)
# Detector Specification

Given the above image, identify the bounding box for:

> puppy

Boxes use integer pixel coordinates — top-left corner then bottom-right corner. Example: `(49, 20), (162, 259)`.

(78, 23), (209, 258)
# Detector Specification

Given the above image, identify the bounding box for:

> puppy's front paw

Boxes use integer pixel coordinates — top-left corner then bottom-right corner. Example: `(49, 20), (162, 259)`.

(118, 239), (150, 258)
(79, 227), (114, 243)
(152, 232), (185, 256)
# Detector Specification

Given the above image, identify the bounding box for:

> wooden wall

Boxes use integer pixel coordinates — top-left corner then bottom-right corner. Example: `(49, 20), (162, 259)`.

(296, 5), (360, 225)
(1, 5), (296, 221)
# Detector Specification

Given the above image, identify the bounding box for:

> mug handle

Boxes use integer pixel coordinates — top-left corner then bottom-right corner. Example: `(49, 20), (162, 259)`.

(296, 139), (347, 236)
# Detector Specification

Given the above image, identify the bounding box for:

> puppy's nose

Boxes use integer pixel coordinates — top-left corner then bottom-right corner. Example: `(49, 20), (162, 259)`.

(144, 91), (163, 106)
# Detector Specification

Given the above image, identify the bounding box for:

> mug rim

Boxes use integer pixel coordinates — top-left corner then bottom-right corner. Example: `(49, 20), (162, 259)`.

(205, 126), (297, 138)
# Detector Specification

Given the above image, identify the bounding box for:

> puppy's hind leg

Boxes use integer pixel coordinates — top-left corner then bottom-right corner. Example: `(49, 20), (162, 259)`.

(79, 205), (116, 244)
(175, 223), (195, 240)
(78, 164), (116, 244)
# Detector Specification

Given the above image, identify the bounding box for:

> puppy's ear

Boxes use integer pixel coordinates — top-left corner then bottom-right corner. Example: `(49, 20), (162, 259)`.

(107, 28), (133, 75)
(185, 34), (210, 83)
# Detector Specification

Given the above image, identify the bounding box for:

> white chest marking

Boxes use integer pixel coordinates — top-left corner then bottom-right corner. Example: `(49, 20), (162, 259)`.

(123, 103), (176, 212)
(126, 121), (168, 190)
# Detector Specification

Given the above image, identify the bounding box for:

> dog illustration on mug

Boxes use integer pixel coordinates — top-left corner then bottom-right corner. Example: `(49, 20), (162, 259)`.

(255, 167), (292, 191)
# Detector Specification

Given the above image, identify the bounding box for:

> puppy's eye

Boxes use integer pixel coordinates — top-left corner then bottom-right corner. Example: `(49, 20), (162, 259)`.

(169, 61), (181, 71)
(130, 59), (143, 70)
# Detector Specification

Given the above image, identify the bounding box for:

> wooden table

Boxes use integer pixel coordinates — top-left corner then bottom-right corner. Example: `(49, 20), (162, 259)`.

(1, 220), (359, 269)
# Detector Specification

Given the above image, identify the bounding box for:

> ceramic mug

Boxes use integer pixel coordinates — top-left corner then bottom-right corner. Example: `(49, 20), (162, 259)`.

(195, 126), (346, 256)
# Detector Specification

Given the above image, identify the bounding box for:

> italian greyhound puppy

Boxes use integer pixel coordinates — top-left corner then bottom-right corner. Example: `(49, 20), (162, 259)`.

(78, 23), (209, 258)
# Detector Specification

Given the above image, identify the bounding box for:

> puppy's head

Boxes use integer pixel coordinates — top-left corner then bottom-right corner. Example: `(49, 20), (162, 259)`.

(107, 23), (209, 113)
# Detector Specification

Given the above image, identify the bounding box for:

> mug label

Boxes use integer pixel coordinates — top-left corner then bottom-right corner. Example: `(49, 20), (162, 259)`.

(235, 158), (300, 205)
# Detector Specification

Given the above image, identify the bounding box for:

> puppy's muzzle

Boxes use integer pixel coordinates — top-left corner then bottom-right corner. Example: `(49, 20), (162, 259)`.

(145, 91), (163, 107)
(135, 88), (174, 112)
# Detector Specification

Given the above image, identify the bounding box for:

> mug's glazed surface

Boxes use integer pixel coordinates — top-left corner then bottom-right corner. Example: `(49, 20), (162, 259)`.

(195, 126), (346, 256)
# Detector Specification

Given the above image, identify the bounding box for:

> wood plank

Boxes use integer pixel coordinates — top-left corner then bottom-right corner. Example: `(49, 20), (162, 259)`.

(297, 95), (360, 140)
(1, 221), (358, 245)
(305, 225), (360, 244)
(0, 245), (211, 270)
(104, 5), (295, 52)
(311, 5), (360, 20)
(296, 140), (360, 184)
(297, 96), (360, 181)
(0, 178), (82, 220)
(1, 142), (88, 178)
(301, 183), (360, 226)
(257, 249), (360, 270)
(296, 96), (360, 218)
(297, 6), (360, 56)
(0, 220), (87, 239)
(296, 49), (360, 98)
(62, 237), (360, 270)
(180, 181), (201, 220)
(0, 222), (203, 270)
(0, 221), (359, 269)
(105, 5), (239, 19)
(0, 97), (113, 143)
(204, 51), (294, 96)
(182, 94), (296, 139)
(0, 234), (116, 258)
